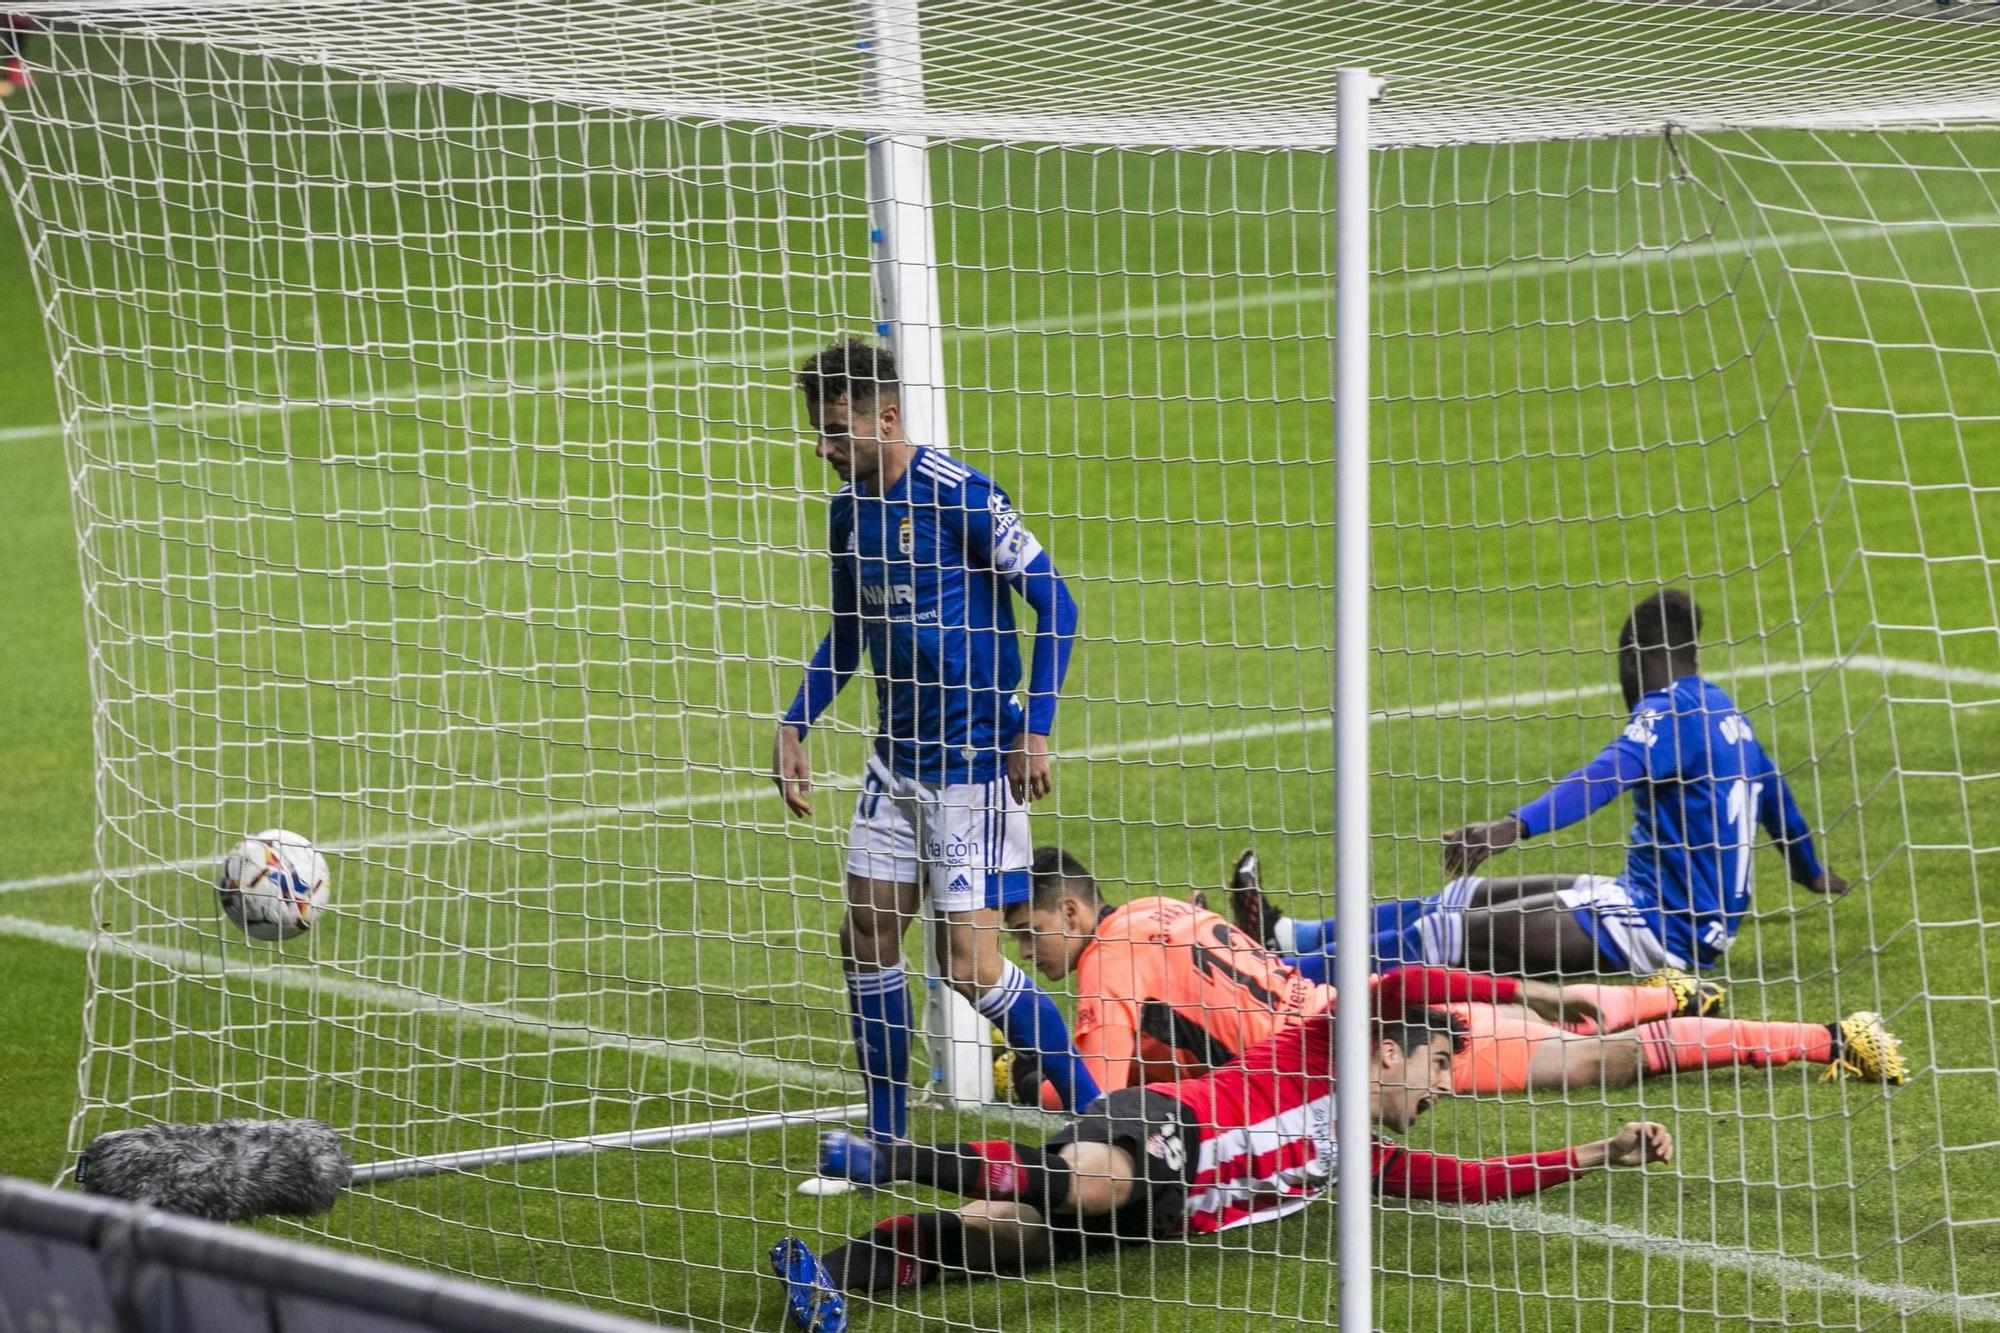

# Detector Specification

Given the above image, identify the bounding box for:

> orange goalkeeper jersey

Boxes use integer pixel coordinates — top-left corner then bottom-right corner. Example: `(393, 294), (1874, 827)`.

(1072, 896), (1336, 1094)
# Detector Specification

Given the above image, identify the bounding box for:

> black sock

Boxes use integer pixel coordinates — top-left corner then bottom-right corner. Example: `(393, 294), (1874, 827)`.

(824, 1214), (924, 1293)
(823, 1212), (975, 1292)
(884, 1140), (1074, 1214)
(914, 1211), (972, 1273)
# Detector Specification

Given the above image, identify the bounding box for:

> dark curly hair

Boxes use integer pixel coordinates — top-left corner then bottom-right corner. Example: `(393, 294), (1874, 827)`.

(797, 338), (900, 410)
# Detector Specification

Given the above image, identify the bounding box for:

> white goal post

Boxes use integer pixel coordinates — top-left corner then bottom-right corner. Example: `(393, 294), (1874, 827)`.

(5, 2), (2000, 1331)
(857, 0), (995, 1111)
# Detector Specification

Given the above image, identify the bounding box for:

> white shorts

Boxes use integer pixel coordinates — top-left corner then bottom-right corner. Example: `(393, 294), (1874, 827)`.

(1558, 875), (1688, 975)
(844, 753), (1031, 914)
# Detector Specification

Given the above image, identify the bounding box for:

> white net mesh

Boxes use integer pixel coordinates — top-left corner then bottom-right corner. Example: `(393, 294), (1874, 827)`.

(9, 0), (2000, 144)
(4, 3), (1999, 1330)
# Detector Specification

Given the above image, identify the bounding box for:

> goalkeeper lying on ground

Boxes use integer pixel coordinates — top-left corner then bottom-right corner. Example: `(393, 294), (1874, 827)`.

(769, 992), (1672, 1333)
(1006, 846), (1903, 1101)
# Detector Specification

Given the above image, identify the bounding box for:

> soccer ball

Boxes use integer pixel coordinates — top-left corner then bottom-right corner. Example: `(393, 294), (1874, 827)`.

(217, 829), (330, 941)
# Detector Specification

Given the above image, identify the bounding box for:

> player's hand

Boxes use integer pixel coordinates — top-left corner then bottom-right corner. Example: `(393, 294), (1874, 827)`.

(1008, 732), (1054, 805)
(1521, 980), (1598, 1026)
(1442, 816), (1522, 876)
(1602, 1120), (1673, 1169)
(771, 724), (813, 818)
(1808, 870), (1852, 898)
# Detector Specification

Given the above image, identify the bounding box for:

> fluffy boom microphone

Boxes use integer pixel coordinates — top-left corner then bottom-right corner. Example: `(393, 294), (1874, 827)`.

(76, 1118), (353, 1222)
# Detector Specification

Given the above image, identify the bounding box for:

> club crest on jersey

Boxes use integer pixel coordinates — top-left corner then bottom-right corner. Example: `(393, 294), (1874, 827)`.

(898, 515), (914, 555)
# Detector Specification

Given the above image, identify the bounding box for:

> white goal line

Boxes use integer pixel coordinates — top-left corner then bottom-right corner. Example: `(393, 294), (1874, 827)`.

(3, 209), (1987, 449)
(1, 652), (1994, 900)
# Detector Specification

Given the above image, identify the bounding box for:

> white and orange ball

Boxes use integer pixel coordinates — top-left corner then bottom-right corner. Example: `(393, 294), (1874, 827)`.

(217, 829), (329, 941)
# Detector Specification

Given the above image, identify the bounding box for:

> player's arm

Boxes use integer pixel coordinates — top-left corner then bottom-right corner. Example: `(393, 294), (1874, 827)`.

(772, 546), (862, 818)
(1372, 1121), (1671, 1203)
(1372, 965), (1521, 1010)
(1074, 1017), (1143, 1101)
(1755, 770), (1847, 895)
(1067, 957), (1145, 1098)
(1444, 729), (1652, 876)
(1370, 964), (1597, 1026)
(962, 487), (1079, 803)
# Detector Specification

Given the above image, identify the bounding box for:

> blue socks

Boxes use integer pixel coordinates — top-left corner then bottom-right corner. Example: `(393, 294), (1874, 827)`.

(849, 959), (1102, 1136)
(1373, 896), (1431, 939)
(1278, 887), (1479, 980)
(1290, 949), (1331, 986)
(975, 960), (1102, 1112)
(1286, 914), (1329, 958)
(1288, 917), (1421, 983)
(846, 965), (912, 1143)
(1282, 896), (1433, 961)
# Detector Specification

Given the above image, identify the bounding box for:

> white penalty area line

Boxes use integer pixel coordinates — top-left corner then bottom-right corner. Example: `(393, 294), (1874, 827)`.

(2, 651), (1996, 899)
(3, 210), (1986, 448)
(1458, 1199), (2000, 1325)
(0, 910), (1058, 1133)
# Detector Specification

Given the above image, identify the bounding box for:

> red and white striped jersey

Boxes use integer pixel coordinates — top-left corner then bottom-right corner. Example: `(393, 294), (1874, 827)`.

(1154, 976), (1587, 1235)
(1161, 1011), (1339, 1234)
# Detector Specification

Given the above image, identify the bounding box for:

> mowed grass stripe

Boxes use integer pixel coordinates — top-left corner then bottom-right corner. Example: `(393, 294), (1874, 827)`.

(15, 649), (1985, 898)
(4, 210), (1985, 449)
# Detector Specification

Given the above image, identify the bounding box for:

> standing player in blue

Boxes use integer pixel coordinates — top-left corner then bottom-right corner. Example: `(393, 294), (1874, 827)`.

(1230, 590), (1851, 978)
(772, 340), (1100, 1186)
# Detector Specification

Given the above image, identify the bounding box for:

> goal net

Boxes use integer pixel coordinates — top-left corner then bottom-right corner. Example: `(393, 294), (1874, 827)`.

(4, 1), (1998, 1329)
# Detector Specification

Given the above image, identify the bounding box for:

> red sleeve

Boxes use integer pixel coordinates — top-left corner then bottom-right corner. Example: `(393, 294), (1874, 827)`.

(1372, 965), (1521, 1011)
(1370, 1141), (1583, 1203)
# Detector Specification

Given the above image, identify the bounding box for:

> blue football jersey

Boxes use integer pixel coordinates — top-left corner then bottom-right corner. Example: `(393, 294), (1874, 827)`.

(1609, 677), (1814, 965)
(826, 448), (1046, 785)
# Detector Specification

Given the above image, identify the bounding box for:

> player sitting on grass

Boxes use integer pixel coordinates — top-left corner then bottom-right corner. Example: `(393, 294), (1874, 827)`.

(769, 994), (1673, 1333)
(1010, 847), (1903, 1103)
(1229, 589), (1849, 981)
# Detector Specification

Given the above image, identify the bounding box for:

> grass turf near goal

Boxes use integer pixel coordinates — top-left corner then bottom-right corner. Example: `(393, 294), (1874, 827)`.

(2, 14), (1998, 1333)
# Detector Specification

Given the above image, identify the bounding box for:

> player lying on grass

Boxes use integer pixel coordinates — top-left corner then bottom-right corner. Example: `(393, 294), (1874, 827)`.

(1008, 847), (1903, 1103)
(1229, 589), (1849, 981)
(769, 996), (1673, 1333)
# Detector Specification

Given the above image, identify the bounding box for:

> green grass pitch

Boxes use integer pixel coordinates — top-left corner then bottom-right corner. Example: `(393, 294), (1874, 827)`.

(2, 30), (2000, 1333)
